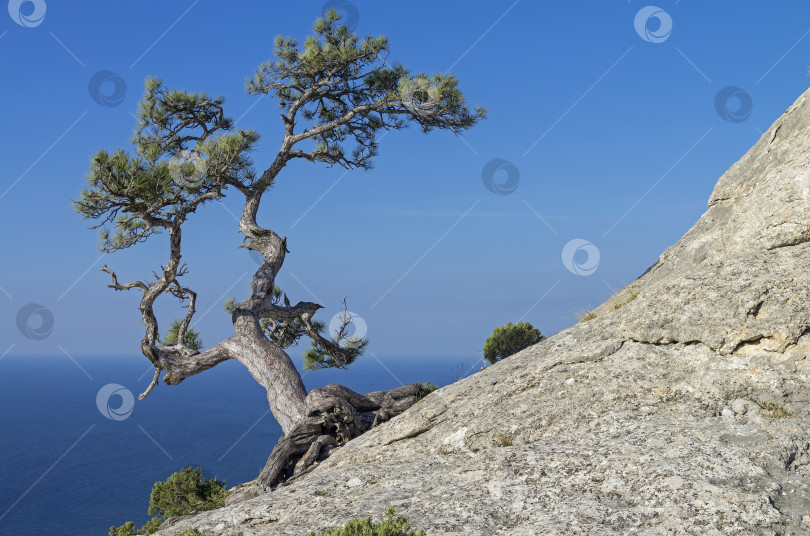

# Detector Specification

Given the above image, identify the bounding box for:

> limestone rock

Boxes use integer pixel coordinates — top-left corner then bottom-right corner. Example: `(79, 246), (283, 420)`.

(156, 89), (810, 535)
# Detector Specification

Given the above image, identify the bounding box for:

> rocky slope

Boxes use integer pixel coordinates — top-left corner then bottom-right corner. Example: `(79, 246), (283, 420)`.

(157, 89), (810, 535)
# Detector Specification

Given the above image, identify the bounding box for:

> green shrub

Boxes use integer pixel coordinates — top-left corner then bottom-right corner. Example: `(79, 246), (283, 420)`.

(148, 466), (228, 519)
(176, 530), (242, 536)
(417, 381), (438, 399)
(108, 521), (137, 536)
(483, 321), (544, 364)
(140, 517), (164, 535)
(612, 288), (639, 310)
(307, 507), (426, 536)
(749, 397), (794, 419)
(109, 466), (229, 536)
(160, 319), (203, 351)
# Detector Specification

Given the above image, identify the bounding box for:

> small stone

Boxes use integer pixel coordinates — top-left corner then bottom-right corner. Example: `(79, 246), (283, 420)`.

(346, 477), (362, 487)
(731, 399), (748, 415)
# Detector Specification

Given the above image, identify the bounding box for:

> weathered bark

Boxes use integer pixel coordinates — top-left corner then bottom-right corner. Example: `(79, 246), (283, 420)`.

(256, 382), (424, 490)
(231, 316), (307, 432)
(153, 315), (309, 433)
(102, 182), (313, 433)
(294, 435), (337, 476)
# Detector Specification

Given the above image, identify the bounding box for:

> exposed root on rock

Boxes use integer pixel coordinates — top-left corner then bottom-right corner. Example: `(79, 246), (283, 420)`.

(256, 383), (426, 490)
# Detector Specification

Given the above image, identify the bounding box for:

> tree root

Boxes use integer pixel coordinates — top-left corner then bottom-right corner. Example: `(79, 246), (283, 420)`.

(255, 383), (424, 490)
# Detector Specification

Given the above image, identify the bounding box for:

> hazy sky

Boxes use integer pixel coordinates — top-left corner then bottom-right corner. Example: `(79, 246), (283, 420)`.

(2, 1), (809, 362)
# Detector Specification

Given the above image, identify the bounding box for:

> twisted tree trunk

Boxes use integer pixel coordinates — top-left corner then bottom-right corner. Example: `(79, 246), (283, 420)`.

(114, 187), (425, 473)
(250, 383), (423, 494)
(157, 328), (308, 434)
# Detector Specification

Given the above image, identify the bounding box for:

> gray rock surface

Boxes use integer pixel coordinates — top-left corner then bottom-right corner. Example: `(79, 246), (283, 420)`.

(156, 89), (810, 535)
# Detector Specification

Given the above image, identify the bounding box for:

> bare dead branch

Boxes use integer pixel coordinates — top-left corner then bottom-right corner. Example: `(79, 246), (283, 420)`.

(101, 265), (148, 292)
(168, 280), (197, 350)
(259, 301), (323, 321)
(139, 367), (161, 400)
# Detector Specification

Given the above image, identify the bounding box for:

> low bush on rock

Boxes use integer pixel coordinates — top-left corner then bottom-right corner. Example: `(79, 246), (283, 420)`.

(108, 467), (229, 535)
(176, 530), (241, 536)
(417, 381), (438, 399)
(483, 321), (544, 364)
(307, 507), (426, 536)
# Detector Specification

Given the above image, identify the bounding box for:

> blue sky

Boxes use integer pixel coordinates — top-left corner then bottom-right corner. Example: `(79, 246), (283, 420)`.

(1, 0), (809, 362)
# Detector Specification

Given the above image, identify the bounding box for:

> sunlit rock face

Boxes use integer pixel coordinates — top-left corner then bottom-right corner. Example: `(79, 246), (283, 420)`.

(158, 88), (810, 536)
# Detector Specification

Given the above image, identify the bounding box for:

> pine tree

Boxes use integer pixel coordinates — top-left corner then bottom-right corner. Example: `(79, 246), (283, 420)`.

(75, 9), (484, 484)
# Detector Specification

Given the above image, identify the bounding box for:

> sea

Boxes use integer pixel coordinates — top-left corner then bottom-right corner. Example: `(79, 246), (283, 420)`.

(0, 353), (481, 535)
